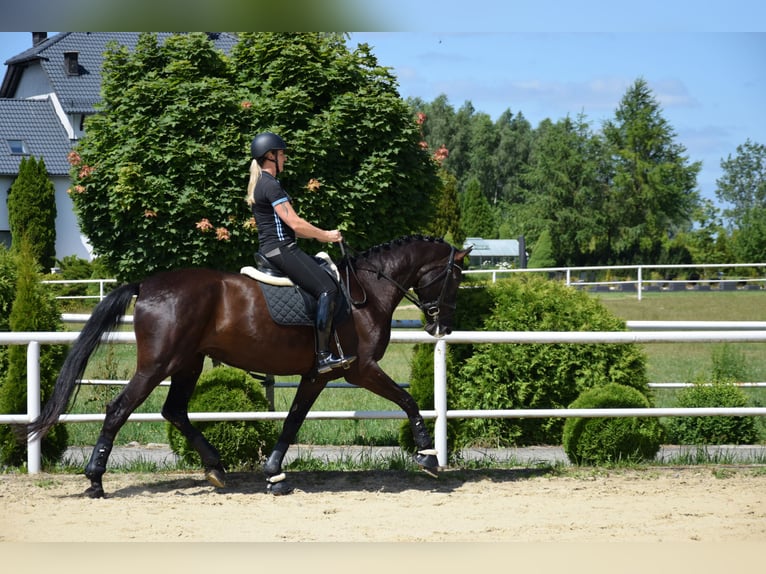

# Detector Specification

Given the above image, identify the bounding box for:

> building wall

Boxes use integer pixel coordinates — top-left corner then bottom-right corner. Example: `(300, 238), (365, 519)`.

(53, 177), (92, 261)
(12, 62), (51, 97)
(0, 175), (91, 261)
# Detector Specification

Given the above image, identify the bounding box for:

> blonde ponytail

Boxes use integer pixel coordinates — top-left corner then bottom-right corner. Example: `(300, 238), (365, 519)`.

(245, 159), (262, 205)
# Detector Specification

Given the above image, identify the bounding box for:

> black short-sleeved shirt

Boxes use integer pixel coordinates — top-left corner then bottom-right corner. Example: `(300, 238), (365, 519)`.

(251, 172), (296, 252)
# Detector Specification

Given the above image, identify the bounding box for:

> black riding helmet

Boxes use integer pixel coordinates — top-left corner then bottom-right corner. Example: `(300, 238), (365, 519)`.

(251, 132), (287, 161)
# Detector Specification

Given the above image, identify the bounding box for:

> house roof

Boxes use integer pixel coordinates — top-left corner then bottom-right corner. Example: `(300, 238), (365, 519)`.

(1, 32), (239, 114)
(0, 97), (72, 176)
(463, 237), (520, 257)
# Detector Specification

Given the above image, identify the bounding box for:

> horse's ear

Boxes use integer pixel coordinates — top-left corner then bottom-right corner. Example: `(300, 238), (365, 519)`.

(454, 246), (472, 264)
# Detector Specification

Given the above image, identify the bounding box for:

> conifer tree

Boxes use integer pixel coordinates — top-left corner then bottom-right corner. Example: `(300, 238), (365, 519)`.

(7, 156), (58, 271)
(0, 238), (67, 467)
(460, 178), (496, 238)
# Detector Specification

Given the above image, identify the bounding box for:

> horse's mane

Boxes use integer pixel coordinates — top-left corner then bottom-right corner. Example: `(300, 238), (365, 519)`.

(346, 235), (446, 263)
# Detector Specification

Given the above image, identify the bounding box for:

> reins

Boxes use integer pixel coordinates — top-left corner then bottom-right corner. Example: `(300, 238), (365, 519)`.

(339, 240), (457, 321)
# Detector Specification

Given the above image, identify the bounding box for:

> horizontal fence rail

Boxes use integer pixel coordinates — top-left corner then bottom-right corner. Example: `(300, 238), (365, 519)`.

(43, 262), (766, 303)
(41, 278), (117, 301)
(464, 262), (766, 301)
(3, 325), (766, 472)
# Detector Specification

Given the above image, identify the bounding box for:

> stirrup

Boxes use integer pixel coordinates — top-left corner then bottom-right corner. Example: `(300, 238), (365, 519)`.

(316, 352), (356, 374)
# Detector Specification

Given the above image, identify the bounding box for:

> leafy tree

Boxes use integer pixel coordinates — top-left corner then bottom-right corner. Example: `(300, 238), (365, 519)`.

(70, 33), (252, 281)
(715, 139), (766, 223)
(601, 78), (701, 264)
(70, 33), (440, 281)
(715, 139), (766, 261)
(674, 199), (733, 264)
(7, 156), (57, 271)
(731, 206), (766, 262)
(232, 33), (439, 250)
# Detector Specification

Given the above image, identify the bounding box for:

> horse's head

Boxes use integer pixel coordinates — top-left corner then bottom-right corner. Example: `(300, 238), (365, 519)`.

(414, 243), (472, 337)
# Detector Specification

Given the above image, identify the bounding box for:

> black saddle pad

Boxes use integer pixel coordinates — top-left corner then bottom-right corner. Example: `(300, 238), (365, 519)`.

(258, 283), (349, 327)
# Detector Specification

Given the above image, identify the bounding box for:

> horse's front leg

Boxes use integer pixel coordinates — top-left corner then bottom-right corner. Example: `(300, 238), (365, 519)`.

(264, 375), (326, 495)
(348, 363), (439, 477)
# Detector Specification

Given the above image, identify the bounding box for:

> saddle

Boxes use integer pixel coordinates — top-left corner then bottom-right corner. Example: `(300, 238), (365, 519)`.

(240, 252), (348, 327)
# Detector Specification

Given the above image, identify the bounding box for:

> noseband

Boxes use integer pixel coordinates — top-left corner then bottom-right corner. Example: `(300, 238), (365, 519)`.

(413, 246), (458, 324)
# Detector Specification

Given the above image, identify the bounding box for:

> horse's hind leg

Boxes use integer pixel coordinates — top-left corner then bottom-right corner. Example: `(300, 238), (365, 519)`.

(263, 375), (326, 495)
(161, 361), (226, 488)
(84, 371), (164, 498)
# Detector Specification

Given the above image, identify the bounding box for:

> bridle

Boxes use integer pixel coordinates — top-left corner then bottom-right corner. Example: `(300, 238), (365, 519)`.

(340, 242), (459, 328)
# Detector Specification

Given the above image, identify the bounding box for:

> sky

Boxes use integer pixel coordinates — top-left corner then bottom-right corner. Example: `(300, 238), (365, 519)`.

(347, 31), (765, 207)
(2, 19), (764, 207)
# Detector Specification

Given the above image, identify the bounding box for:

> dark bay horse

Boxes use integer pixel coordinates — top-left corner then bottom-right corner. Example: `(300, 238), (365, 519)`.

(25, 235), (470, 497)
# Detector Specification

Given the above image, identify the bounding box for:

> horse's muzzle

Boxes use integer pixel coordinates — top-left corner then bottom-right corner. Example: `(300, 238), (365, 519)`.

(425, 322), (452, 337)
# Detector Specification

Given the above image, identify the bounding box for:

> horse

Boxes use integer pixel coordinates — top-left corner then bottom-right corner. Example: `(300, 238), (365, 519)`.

(24, 235), (471, 497)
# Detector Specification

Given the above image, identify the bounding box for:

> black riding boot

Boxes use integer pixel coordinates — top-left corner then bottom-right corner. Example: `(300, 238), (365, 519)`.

(315, 292), (355, 374)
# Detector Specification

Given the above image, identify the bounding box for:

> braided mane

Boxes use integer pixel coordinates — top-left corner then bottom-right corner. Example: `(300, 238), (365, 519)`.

(350, 235), (446, 262)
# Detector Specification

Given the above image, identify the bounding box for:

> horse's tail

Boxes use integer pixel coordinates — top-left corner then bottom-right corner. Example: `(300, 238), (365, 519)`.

(24, 282), (140, 439)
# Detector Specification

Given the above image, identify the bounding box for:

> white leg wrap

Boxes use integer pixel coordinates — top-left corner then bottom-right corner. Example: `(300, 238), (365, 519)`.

(267, 472), (287, 484)
(418, 449), (438, 456)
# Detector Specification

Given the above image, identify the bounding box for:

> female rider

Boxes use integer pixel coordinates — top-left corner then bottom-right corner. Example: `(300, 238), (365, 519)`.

(246, 132), (354, 374)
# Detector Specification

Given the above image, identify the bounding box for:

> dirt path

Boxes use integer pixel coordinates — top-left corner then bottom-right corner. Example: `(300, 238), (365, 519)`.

(2, 466), (765, 543)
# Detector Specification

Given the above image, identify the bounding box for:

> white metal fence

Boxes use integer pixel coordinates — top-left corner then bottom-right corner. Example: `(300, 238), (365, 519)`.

(41, 278), (117, 301)
(41, 262), (766, 303)
(465, 262), (766, 301)
(2, 326), (766, 473)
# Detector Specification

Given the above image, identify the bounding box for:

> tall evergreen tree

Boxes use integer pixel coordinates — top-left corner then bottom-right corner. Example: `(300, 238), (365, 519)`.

(0, 239), (67, 467)
(601, 78), (701, 264)
(426, 170), (463, 245)
(522, 115), (609, 266)
(7, 156), (57, 271)
(460, 178), (495, 238)
(494, 110), (533, 206)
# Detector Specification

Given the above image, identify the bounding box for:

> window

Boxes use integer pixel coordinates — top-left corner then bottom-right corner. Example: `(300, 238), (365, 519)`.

(7, 139), (28, 154)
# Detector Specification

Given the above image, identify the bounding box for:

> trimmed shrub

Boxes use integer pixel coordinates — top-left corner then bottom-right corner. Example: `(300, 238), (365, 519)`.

(452, 276), (649, 447)
(562, 383), (664, 465)
(167, 366), (279, 470)
(664, 382), (759, 445)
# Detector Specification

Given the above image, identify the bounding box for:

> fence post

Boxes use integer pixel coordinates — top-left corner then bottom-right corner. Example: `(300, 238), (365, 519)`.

(433, 339), (448, 467)
(26, 341), (41, 474)
(638, 266), (643, 301)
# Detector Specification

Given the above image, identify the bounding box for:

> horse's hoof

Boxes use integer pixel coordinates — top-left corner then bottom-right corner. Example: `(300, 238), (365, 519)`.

(205, 467), (226, 488)
(415, 451), (439, 478)
(84, 484), (105, 499)
(266, 481), (294, 496)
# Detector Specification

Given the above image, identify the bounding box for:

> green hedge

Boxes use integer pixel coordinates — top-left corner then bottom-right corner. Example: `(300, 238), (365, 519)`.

(664, 382), (760, 445)
(562, 383), (664, 465)
(167, 366), (279, 470)
(403, 276), (651, 455)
